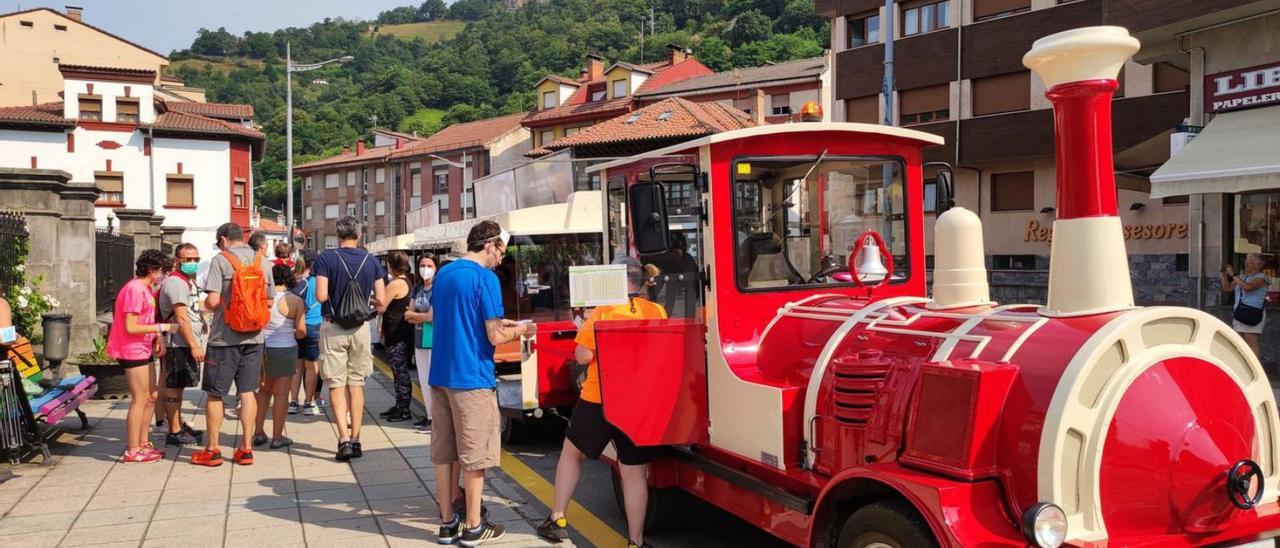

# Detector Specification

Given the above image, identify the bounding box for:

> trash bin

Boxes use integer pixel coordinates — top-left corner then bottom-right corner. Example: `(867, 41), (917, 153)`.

(41, 313), (71, 363)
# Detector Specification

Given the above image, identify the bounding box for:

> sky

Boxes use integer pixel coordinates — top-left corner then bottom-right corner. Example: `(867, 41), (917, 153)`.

(1, 0), (416, 54)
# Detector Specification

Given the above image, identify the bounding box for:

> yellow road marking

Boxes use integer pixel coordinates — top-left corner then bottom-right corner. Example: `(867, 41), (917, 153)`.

(372, 356), (628, 547)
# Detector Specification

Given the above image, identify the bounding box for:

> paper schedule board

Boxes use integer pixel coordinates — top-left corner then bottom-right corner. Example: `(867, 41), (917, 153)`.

(569, 265), (629, 307)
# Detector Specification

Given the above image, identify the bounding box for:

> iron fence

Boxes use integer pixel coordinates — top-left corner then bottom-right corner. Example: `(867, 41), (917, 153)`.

(95, 230), (134, 315)
(0, 212), (28, 294)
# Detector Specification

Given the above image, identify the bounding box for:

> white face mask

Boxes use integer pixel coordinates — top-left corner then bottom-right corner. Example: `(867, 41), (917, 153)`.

(420, 267), (435, 281)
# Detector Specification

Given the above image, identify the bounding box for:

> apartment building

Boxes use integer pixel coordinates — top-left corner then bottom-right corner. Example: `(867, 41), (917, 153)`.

(296, 138), (405, 249)
(633, 55), (832, 123)
(818, 0), (1194, 304)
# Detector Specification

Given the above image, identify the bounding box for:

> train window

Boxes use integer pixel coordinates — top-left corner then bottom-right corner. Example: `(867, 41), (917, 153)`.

(503, 233), (604, 323)
(732, 156), (909, 291)
(607, 175), (629, 261)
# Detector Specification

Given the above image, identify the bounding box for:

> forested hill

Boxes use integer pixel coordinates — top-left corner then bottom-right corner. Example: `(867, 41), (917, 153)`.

(168, 0), (830, 209)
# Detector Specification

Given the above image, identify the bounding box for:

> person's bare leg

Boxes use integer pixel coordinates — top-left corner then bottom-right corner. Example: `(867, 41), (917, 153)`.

(124, 365), (151, 452)
(272, 378), (290, 439)
(1245, 333), (1262, 359)
(464, 468), (485, 529)
(290, 361), (303, 403)
(164, 388), (183, 434)
(435, 465), (460, 523)
(238, 389), (258, 451)
(619, 463), (650, 544)
(254, 377), (271, 438)
(304, 361), (319, 404)
(142, 363), (159, 445)
(329, 386), (350, 440)
(205, 396), (223, 450)
(348, 385), (364, 440)
(550, 439), (586, 518)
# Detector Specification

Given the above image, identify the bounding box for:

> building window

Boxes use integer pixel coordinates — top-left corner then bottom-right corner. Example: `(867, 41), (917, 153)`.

(304, 176), (312, 191)
(543, 91), (556, 109)
(433, 168), (449, 195)
(590, 86), (606, 102)
(564, 126), (581, 137)
(362, 202), (368, 216)
(847, 13), (880, 48)
(376, 200), (386, 216)
(845, 96), (880, 123)
(539, 130), (554, 146)
(116, 98), (140, 123)
(612, 79), (627, 98)
(346, 170), (355, 186)
(95, 172), (124, 205)
(78, 95), (102, 121)
(305, 206), (313, 220)
(233, 178), (247, 208)
(923, 179), (937, 213)
(1153, 62), (1190, 93)
(362, 168), (369, 185)
(166, 176), (194, 207)
(411, 167), (422, 197)
(1162, 195), (1190, 205)
(324, 204), (339, 219)
(325, 173), (339, 188)
(992, 254), (1037, 270)
(990, 171), (1034, 212)
(324, 236), (338, 249)
(899, 85), (949, 125)
(1175, 254), (1189, 272)
(973, 0), (1029, 21)
(19, 20), (32, 28)
(346, 204), (356, 216)
(971, 71), (1030, 116)
(902, 0), (949, 37)
(54, 24), (67, 31)
(771, 94), (792, 116)
(376, 167), (385, 183)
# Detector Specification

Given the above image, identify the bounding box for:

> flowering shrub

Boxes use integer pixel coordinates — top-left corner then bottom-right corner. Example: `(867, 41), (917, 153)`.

(5, 265), (60, 343)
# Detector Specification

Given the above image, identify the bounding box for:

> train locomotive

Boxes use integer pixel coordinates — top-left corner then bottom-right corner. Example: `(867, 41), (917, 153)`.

(583, 26), (1280, 547)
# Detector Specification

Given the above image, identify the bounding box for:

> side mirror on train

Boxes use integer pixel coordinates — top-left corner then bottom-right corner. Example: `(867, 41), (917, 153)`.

(925, 162), (956, 214)
(630, 181), (671, 255)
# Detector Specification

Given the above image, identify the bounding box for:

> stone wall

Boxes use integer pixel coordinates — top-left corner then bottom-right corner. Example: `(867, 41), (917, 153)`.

(933, 254), (1196, 307)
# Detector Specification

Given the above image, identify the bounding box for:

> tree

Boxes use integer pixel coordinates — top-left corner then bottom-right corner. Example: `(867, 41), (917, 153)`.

(776, 0), (823, 34)
(693, 36), (732, 71)
(190, 27), (237, 57)
(726, 10), (773, 47)
(376, 6), (419, 24)
(448, 0), (497, 21)
(419, 0), (448, 21)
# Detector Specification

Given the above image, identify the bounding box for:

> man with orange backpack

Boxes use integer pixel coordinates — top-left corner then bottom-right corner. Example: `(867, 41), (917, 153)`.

(193, 223), (275, 467)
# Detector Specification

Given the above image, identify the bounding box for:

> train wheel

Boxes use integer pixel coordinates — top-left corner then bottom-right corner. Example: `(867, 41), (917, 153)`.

(836, 502), (936, 548)
(500, 415), (524, 445)
(610, 466), (675, 534)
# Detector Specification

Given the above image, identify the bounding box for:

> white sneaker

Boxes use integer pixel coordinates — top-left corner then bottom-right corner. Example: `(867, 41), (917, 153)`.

(287, 402), (300, 415)
(316, 399), (328, 408)
(303, 403), (319, 416)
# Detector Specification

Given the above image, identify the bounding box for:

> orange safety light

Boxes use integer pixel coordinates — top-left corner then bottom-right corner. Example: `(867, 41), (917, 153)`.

(800, 101), (823, 122)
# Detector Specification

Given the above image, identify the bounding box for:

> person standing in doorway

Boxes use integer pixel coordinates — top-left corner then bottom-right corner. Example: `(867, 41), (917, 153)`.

(289, 256), (323, 416)
(405, 253), (437, 432)
(380, 251), (416, 422)
(193, 223), (274, 467)
(107, 249), (175, 463)
(1224, 253), (1271, 359)
(431, 220), (535, 546)
(253, 264), (307, 449)
(313, 216), (387, 461)
(156, 243), (206, 448)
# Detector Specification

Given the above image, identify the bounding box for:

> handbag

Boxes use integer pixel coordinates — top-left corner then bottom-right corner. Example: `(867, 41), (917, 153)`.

(1234, 302), (1264, 326)
(418, 322), (434, 349)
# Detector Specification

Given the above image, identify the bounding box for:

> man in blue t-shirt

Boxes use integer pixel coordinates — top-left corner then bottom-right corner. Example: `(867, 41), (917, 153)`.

(313, 216), (387, 462)
(429, 220), (534, 545)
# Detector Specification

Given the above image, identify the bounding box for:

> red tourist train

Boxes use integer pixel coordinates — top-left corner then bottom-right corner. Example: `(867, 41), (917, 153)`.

(577, 27), (1280, 547)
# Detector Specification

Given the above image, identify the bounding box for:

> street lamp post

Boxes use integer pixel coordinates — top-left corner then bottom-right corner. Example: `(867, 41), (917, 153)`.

(426, 152), (472, 220)
(285, 44), (353, 240)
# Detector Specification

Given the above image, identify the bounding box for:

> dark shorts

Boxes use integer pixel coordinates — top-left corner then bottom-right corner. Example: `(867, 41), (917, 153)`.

(203, 344), (262, 397)
(162, 347), (201, 389)
(565, 400), (659, 466)
(297, 324), (320, 361)
(117, 357), (153, 368)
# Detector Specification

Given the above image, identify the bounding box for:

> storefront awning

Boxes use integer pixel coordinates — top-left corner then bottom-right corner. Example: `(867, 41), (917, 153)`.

(1150, 105), (1280, 198)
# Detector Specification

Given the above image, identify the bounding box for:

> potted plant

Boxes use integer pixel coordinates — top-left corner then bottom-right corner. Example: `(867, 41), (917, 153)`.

(68, 335), (128, 399)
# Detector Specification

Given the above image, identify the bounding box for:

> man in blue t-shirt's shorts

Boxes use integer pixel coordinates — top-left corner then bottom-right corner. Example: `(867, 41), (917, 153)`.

(429, 220), (535, 546)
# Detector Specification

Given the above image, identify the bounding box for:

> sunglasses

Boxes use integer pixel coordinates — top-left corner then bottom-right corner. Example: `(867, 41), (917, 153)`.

(179, 257), (201, 263)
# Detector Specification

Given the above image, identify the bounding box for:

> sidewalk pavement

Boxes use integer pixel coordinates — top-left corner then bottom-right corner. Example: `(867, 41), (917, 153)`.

(0, 370), (558, 547)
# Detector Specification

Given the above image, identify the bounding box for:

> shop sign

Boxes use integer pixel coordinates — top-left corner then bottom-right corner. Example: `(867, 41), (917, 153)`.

(1024, 219), (1188, 243)
(1205, 62), (1280, 113)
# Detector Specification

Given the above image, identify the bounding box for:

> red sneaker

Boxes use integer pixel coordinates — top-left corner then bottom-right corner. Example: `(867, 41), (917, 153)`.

(123, 449), (161, 463)
(191, 448), (223, 467)
(233, 448), (254, 465)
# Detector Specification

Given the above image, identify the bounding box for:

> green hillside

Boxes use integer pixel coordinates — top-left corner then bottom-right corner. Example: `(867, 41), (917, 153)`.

(369, 21), (466, 43)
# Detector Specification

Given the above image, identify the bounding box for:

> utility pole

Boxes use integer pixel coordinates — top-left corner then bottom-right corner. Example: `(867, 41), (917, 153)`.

(882, 0), (895, 126)
(286, 42), (293, 237)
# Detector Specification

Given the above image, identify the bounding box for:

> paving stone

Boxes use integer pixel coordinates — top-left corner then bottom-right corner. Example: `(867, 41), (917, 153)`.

(150, 498), (228, 521)
(297, 485), (367, 505)
(353, 467), (421, 487)
(225, 505), (301, 531)
(73, 503), (157, 528)
(368, 495), (439, 517)
(362, 481), (429, 501)
(224, 522), (305, 545)
(3, 491), (93, 517)
(303, 514), (383, 539)
(228, 494), (300, 514)
(0, 529), (65, 548)
(307, 531), (389, 548)
(0, 473), (45, 491)
(299, 501), (376, 523)
(60, 522), (149, 546)
(142, 536), (226, 548)
(145, 514), (227, 539)
(84, 487), (163, 512)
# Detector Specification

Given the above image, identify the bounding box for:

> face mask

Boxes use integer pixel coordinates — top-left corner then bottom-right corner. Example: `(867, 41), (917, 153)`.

(180, 262), (199, 277)
(420, 267), (435, 281)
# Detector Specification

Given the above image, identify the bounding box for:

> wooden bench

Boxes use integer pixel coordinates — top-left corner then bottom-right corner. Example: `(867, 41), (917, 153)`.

(0, 337), (98, 464)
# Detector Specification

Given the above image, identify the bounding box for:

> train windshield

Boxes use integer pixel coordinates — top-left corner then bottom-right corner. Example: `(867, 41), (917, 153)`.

(731, 156), (908, 290)
(500, 233), (604, 322)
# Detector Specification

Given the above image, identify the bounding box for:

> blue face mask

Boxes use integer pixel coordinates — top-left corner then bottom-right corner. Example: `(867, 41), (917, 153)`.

(180, 262), (199, 276)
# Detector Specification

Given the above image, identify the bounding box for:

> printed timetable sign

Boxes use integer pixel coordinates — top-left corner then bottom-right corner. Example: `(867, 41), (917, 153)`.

(569, 265), (628, 307)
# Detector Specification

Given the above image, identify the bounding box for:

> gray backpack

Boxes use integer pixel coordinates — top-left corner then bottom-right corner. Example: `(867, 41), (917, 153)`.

(333, 252), (373, 328)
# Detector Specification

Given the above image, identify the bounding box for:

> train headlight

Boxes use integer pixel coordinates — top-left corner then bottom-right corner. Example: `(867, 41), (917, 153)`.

(1022, 503), (1068, 548)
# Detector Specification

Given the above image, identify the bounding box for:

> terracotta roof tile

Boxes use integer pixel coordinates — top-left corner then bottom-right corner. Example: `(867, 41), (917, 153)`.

(633, 59), (715, 95)
(542, 97), (754, 151)
(257, 218), (288, 232)
(522, 96), (633, 126)
(537, 74), (583, 87)
(151, 111), (265, 141)
(295, 145), (395, 171)
(0, 102), (74, 128)
(164, 101), (254, 120)
(58, 64), (156, 79)
(391, 113), (526, 158)
(635, 56), (826, 98)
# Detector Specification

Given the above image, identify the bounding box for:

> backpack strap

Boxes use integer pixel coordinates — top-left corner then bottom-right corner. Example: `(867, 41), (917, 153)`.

(221, 250), (244, 272)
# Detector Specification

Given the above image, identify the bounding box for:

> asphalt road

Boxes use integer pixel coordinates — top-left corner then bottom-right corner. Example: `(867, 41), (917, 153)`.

(503, 419), (792, 548)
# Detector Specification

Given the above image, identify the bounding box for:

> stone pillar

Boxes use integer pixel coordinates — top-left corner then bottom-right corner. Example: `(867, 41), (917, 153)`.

(161, 226), (185, 249)
(148, 215), (164, 251)
(0, 168), (100, 356)
(112, 208), (156, 259)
